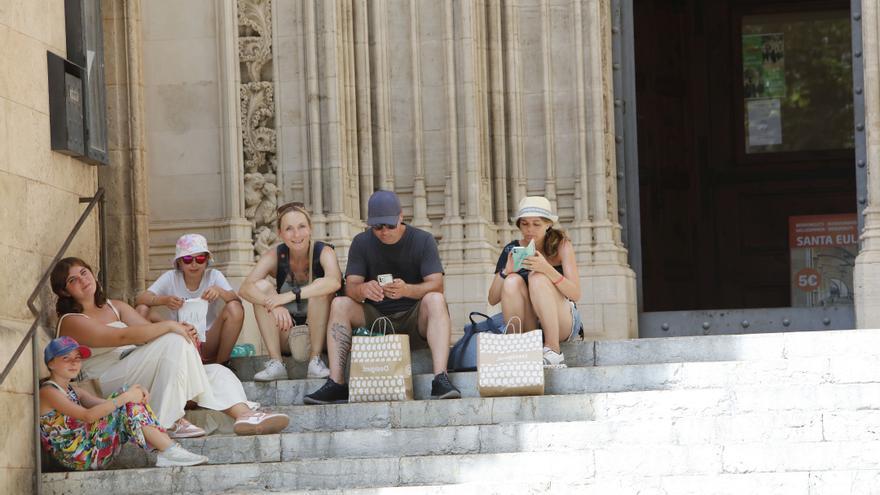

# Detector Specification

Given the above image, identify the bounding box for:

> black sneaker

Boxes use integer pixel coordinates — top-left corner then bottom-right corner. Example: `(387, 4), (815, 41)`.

(431, 372), (461, 399)
(303, 378), (349, 405)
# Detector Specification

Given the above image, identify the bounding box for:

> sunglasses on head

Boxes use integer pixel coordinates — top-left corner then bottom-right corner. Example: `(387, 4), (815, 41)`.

(371, 223), (398, 231)
(180, 254), (208, 265)
(277, 201), (305, 215)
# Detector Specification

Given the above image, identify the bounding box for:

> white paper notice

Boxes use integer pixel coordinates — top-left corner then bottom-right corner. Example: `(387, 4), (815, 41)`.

(179, 298), (209, 342)
(747, 98), (782, 148)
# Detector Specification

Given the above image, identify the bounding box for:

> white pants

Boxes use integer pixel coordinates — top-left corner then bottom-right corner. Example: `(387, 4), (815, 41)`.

(95, 334), (253, 428)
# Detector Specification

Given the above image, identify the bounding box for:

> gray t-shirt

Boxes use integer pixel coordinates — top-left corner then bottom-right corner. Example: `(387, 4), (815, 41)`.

(345, 224), (443, 314)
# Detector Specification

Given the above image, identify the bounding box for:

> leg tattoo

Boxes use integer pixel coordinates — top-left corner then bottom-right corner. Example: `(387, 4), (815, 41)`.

(331, 322), (352, 366)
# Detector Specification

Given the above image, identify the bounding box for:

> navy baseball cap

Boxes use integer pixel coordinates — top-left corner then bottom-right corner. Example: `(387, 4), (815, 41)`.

(366, 190), (402, 226)
(44, 336), (91, 364)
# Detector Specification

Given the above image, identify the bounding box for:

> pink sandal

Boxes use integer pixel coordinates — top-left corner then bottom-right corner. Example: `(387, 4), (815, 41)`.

(168, 418), (206, 439)
(233, 410), (290, 436)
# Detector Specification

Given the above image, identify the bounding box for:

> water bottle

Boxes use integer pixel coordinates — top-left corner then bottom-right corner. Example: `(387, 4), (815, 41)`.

(230, 344), (256, 358)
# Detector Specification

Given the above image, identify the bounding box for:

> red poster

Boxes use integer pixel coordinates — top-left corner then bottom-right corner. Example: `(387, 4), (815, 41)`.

(789, 214), (857, 307)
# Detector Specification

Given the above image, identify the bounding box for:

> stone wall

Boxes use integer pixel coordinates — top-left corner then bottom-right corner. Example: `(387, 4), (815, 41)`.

(0, 1), (101, 492)
(140, 0), (639, 347)
(273, 0), (637, 338)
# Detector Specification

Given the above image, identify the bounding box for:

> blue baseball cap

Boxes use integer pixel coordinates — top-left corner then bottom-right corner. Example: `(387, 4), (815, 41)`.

(366, 190), (402, 226)
(44, 336), (91, 364)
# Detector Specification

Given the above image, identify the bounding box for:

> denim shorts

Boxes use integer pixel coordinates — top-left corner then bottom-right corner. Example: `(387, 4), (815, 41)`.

(565, 300), (584, 342)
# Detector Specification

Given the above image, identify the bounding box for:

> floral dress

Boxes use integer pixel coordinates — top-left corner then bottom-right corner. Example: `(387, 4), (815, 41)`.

(39, 380), (164, 470)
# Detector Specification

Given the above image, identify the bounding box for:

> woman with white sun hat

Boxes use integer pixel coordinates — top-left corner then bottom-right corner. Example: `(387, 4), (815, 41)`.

(487, 196), (583, 368)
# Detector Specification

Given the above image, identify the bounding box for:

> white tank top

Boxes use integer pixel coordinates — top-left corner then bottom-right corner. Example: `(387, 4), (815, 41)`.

(55, 301), (136, 380)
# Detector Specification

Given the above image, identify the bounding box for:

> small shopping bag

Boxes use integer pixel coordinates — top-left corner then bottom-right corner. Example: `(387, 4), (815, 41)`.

(477, 317), (544, 397)
(349, 317), (414, 402)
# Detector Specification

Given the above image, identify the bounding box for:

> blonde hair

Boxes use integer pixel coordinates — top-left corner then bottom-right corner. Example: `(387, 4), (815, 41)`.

(276, 202), (316, 281)
(276, 202), (312, 230)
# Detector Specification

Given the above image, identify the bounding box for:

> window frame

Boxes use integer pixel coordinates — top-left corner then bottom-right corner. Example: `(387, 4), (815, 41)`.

(64, 0), (109, 165)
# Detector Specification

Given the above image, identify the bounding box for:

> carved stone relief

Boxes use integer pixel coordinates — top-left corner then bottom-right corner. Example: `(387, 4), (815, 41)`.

(238, 0), (278, 256)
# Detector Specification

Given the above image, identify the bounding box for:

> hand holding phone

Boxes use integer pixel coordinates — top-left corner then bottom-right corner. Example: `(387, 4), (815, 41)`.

(512, 239), (536, 271)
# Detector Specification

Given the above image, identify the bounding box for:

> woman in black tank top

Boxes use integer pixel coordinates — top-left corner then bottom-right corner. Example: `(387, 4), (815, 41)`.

(239, 203), (343, 381)
(487, 197), (584, 368)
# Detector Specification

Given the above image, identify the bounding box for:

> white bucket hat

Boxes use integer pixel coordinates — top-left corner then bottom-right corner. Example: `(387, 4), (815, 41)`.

(513, 196), (558, 223)
(173, 233), (212, 268)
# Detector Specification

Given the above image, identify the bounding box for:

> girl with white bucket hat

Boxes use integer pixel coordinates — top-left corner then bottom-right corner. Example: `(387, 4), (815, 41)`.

(134, 233), (243, 366)
(487, 197), (583, 368)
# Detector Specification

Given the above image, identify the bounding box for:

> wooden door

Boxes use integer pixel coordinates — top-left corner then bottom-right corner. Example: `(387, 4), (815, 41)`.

(635, 0), (856, 312)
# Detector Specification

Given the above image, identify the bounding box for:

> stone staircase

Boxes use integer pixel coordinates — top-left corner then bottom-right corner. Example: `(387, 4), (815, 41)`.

(41, 329), (880, 494)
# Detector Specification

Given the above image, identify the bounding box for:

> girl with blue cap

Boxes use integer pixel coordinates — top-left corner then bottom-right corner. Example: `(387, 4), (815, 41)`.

(39, 336), (208, 469)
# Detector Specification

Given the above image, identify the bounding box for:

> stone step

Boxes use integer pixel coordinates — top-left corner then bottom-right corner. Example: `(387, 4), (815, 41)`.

(237, 352), (880, 407)
(43, 451), (593, 494)
(113, 404), (870, 469)
(229, 328), (880, 380)
(212, 471), (880, 495)
(230, 341), (594, 379)
(185, 379), (880, 438)
(42, 440), (880, 494)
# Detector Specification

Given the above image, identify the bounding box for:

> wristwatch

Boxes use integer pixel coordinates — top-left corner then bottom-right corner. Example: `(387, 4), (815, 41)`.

(293, 286), (302, 303)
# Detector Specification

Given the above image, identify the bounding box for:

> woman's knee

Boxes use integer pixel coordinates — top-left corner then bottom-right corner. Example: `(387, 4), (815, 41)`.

(527, 272), (554, 294)
(135, 304), (150, 317)
(224, 300), (245, 321)
(254, 279), (275, 295)
(501, 274), (528, 298)
(153, 333), (200, 362)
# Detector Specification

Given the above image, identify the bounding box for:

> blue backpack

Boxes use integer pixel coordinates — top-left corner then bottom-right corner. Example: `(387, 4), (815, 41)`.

(447, 312), (506, 371)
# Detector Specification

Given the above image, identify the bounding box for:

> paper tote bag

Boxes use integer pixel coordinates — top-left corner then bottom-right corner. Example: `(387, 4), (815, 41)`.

(477, 328), (544, 397)
(349, 318), (414, 402)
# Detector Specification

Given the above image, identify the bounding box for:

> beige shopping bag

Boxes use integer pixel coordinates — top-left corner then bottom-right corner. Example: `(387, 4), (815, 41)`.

(349, 317), (413, 402)
(477, 317), (544, 397)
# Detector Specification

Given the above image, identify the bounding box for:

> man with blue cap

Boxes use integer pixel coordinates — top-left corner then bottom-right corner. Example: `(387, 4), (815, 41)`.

(304, 190), (461, 403)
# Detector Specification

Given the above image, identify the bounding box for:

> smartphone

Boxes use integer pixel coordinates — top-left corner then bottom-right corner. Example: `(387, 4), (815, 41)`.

(377, 274), (393, 286)
(512, 239), (536, 271)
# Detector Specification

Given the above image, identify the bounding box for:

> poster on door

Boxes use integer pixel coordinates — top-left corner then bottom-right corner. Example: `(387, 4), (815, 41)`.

(742, 33), (785, 99)
(789, 214), (857, 307)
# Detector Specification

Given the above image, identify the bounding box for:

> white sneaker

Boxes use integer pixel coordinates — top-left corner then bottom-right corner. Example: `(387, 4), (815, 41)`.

(307, 356), (330, 379)
(155, 443), (209, 467)
(542, 346), (567, 369)
(254, 358), (287, 382)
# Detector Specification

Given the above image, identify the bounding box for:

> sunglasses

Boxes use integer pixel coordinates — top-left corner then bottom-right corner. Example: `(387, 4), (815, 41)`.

(277, 201), (305, 215)
(180, 254), (208, 265)
(371, 223), (398, 231)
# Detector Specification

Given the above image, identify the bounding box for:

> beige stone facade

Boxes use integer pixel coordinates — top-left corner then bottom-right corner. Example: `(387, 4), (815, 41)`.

(140, 0), (638, 352)
(0, 1), (101, 491)
(5, 0), (880, 492)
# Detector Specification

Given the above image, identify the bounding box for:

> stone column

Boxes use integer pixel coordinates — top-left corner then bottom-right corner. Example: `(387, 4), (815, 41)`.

(505, 1), (527, 237)
(353, 0), (373, 220)
(99, 0), (149, 302)
(442, 0), (498, 328)
(573, 0), (637, 340)
(540, 0), (558, 208)
(409, 0), (432, 231)
(315, 0), (365, 262)
(855, 0), (880, 327)
(439, 0), (465, 262)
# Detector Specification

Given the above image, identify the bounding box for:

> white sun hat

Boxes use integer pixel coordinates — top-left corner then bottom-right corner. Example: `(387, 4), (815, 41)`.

(173, 233), (212, 268)
(512, 196), (559, 223)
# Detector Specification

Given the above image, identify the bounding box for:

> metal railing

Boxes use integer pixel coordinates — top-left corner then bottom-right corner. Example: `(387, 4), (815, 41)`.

(0, 188), (105, 495)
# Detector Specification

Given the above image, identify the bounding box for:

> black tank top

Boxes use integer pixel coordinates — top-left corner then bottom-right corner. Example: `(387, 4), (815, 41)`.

(275, 241), (329, 293)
